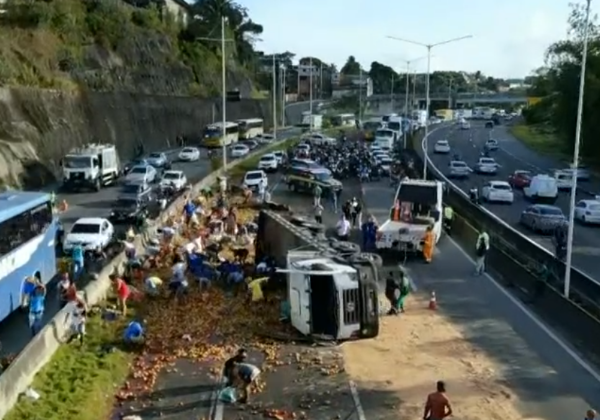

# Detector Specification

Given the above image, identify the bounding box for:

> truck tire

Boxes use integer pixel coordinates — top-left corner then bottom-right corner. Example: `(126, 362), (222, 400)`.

(348, 252), (383, 268)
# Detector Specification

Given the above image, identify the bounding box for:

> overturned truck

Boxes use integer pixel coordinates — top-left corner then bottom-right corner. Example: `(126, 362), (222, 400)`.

(256, 210), (380, 341)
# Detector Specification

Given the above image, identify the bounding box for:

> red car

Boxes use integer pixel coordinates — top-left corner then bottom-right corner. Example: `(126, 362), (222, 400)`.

(508, 170), (532, 188)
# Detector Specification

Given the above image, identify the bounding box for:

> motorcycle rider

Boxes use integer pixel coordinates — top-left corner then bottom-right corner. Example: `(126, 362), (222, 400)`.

(443, 205), (454, 234)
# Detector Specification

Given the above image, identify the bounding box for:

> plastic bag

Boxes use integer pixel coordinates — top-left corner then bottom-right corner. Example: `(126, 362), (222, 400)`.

(219, 386), (237, 403)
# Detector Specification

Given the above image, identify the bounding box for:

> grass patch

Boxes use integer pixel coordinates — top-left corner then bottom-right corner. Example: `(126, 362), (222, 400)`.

(4, 303), (135, 420)
(508, 123), (568, 159)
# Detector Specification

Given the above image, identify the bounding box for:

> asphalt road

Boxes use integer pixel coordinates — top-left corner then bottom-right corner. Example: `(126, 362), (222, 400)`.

(361, 178), (600, 420)
(426, 122), (600, 282)
(0, 100), (316, 358)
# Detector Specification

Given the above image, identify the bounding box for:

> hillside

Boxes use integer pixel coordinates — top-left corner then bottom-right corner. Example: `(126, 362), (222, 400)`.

(0, 0), (267, 188)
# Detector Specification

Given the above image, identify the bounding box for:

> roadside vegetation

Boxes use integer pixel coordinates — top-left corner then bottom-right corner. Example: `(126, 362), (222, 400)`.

(518, 2), (600, 167)
(0, 0), (264, 95)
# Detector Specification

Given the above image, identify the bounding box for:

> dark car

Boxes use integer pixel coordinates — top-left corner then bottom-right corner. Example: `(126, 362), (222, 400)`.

(285, 167), (342, 195)
(110, 196), (150, 224)
(485, 120), (494, 128)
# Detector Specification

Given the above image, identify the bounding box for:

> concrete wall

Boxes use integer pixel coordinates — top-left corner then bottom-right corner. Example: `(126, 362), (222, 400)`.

(0, 88), (272, 188)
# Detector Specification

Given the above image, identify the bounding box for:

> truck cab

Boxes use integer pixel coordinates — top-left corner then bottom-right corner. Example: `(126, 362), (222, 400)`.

(61, 144), (120, 192)
(376, 179), (444, 253)
(278, 250), (379, 340)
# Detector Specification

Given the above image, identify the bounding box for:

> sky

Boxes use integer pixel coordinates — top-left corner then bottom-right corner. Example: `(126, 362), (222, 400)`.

(237, 0), (595, 78)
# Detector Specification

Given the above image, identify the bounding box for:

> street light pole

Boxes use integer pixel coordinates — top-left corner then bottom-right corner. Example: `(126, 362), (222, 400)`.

(391, 73), (395, 111)
(398, 55), (428, 149)
(359, 67), (363, 123)
(281, 65), (286, 127)
(272, 54), (277, 140)
(387, 34), (472, 179)
(564, 0), (592, 299)
(309, 57), (313, 130)
(220, 16), (227, 168)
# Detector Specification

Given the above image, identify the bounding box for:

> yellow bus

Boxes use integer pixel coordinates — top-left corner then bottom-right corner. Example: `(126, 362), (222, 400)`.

(236, 118), (264, 139)
(331, 113), (356, 128)
(202, 121), (239, 148)
(362, 118), (382, 141)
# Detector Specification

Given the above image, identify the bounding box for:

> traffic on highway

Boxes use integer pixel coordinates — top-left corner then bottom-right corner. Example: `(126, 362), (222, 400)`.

(0, 102), (314, 358)
(426, 120), (600, 281)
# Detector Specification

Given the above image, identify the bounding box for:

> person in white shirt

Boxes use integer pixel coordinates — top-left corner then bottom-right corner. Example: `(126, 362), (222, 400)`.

(336, 215), (351, 240)
(258, 179), (266, 202)
(68, 300), (87, 345)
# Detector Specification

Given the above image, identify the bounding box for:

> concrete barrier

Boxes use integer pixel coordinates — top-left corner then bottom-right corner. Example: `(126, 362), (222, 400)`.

(0, 134), (299, 420)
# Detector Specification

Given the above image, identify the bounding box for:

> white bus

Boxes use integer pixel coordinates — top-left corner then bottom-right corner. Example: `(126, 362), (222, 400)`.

(202, 121), (239, 148)
(236, 118), (264, 139)
(331, 113), (356, 128)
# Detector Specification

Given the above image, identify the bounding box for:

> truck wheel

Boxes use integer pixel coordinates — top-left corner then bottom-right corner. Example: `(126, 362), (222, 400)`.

(348, 252), (383, 268)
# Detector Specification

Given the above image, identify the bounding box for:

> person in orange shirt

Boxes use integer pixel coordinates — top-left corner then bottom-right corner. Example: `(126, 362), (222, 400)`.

(423, 380), (452, 420)
(422, 225), (435, 263)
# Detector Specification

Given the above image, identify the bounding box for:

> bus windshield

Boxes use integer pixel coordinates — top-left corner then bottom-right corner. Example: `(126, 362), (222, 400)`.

(204, 127), (222, 138)
(376, 130), (394, 138)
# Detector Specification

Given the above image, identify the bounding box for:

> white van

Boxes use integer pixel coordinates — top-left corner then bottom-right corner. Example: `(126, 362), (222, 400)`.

(373, 129), (395, 150)
(554, 170), (574, 191)
(523, 174), (558, 204)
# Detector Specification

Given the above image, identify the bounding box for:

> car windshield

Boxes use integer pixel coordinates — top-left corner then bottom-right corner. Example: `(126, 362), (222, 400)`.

(314, 172), (332, 182)
(516, 171), (531, 178)
(453, 162), (467, 167)
(492, 184), (511, 190)
(71, 223), (100, 234)
(115, 198), (137, 207)
(381, 158), (393, 164)
(181, 148), (195, 153)
(121, 184), (144, 194)
(437, 141), (448, 146)
(233, 146), (246, 150)
(246, 172), (262, 180)
(163, 172), (180, 180)
(64, 156), (93, 169)
(149, 153), (161, 158)
(260, 156), (275, 161)
(481, 159), (495, 164)
(539, 207), (564, 216)
(273, 152), (283, 157)
(130, 167), (146, 174)
(375, 130), (393, 138)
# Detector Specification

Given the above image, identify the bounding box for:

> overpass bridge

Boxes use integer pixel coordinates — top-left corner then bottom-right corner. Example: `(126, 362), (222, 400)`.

(364, 92), (529, 109)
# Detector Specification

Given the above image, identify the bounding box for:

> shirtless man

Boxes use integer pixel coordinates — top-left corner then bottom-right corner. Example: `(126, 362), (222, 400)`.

(423, 380), (452, 420)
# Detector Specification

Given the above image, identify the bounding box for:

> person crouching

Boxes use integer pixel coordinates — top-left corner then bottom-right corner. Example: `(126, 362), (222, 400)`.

(232, 362), (261, 404)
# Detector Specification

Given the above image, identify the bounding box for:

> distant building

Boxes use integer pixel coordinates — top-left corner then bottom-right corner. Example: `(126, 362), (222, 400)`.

(506, 78), (530, 90)
(331, 73), (373, 99)
(164, 0), (190, 25)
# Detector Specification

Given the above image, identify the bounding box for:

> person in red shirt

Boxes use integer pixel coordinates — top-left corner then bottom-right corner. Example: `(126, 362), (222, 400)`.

(110, 274), (131, 316)
(423, 381), (452, 420)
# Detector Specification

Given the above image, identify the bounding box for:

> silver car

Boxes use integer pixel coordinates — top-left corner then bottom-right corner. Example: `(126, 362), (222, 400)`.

(448, 161), (472, 178)
(124, 164), (157, 185)
(519, 204), (566, 234)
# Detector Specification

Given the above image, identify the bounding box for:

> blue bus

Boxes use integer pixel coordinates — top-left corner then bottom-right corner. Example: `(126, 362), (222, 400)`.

(0, 191), (58, 322)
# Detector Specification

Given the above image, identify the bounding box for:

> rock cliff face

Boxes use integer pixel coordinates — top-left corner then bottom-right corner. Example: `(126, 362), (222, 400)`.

(0, 88), (272, 188)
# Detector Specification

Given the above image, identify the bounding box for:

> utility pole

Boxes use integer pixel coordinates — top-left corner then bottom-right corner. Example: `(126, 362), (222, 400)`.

(359, 67), (363, 123)
(320, 62), (323, 99)
(309, 57), (313, 130)
(281, 65), (286, 127)
(272, 54), (277, 140)
(390, 73), (395, 111)
(220, 16), (227, 169)
(447, 76), (453, 108)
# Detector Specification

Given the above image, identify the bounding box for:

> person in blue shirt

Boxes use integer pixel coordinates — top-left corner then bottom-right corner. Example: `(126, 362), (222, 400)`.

(183, 198), (196, 224)
(361, 216), (378, 251)
(123, 321), (144, 346)
(71, 242), (85, 281)
(28, 280), (46, 336)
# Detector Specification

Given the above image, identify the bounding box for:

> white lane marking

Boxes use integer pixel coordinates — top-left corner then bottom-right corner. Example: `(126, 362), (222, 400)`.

(447, 235), (600, 384)
(349, 380), (367, 420)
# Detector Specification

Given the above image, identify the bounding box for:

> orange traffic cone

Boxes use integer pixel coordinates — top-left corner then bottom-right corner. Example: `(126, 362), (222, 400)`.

(428, 291), (437, 310)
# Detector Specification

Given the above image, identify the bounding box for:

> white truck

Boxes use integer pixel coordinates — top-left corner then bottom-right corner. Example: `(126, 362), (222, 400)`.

(301, 114), (323, 130)
(376, 179), (444, 254)
(61, 144), (120, 192)
(278, 249), (380, 340)
(412, 110), (428, 128)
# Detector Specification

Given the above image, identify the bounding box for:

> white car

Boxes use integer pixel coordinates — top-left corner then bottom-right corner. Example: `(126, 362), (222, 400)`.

(256, 134), (274, 144)
(273, 151), (285, 165)
(63, 217), (114, 252)
(296, 144), (310, 154)
(243, 170), (268, 191)
(485, 139), (499, 151)
(178, 147), (200, 161)
(475, 157), (500, 174)
(231, 144), (250, 158)
(380, 157), (393, 173)
(554, 170), (574, 191)
(124, 164), (157, 185)
(575, 199), (600, 224)
(482, 181), (514, 204)
(308, 133), (336, 145)
(258, 153), (278, 172)
(160, 170), (187, 190)
(448, 161), (472, 178)
(461, 122), (470, 130)
(434, 140), (451, 154)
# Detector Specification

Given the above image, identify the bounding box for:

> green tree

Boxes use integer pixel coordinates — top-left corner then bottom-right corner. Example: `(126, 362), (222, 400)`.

(341, 56), (360, 75)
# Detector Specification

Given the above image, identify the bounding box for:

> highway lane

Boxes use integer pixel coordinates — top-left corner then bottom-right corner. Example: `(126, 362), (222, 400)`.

(0, 100), (313, 358)
(426, 122), (600, 281)
(361, 178), (600, 420)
